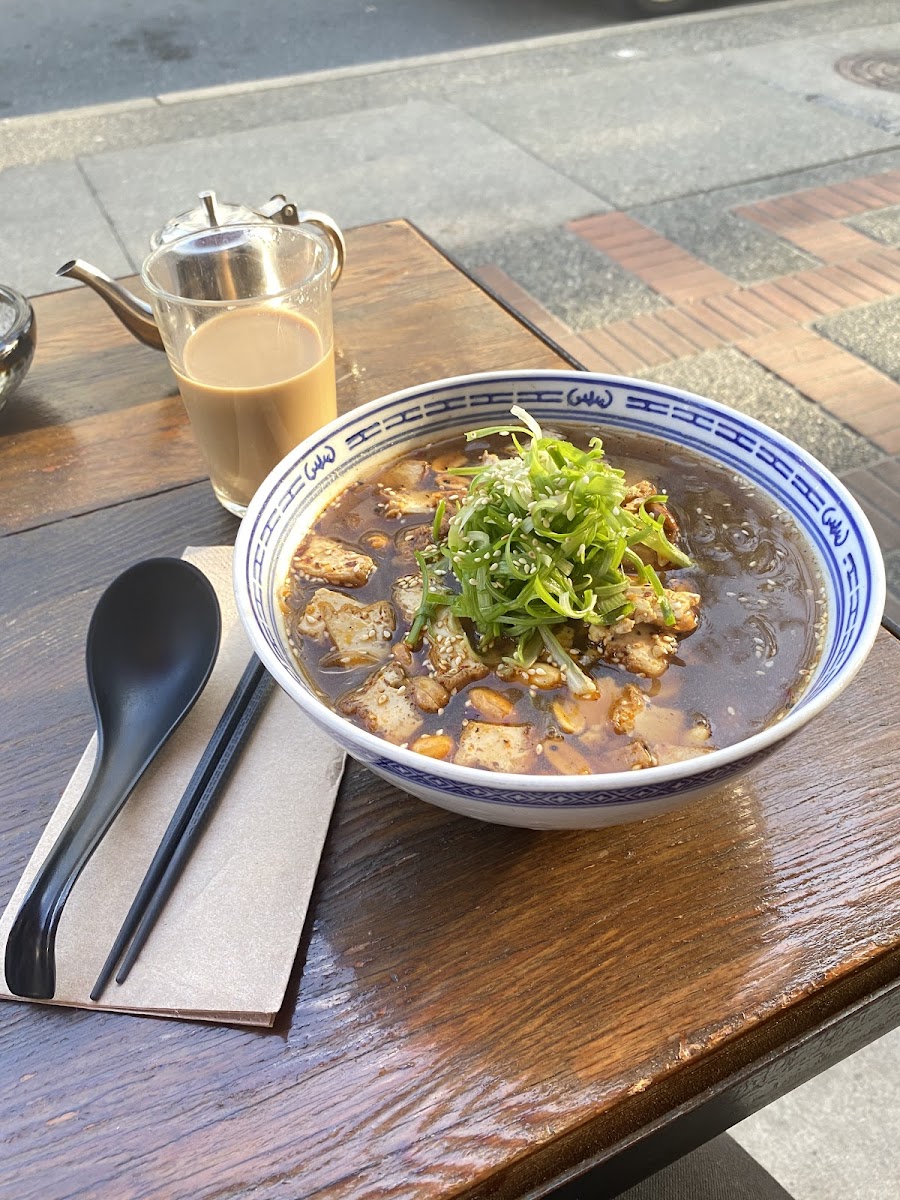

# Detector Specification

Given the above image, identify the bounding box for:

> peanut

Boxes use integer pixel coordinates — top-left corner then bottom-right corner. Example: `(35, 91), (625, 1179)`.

(430, 451), (467, 472)
(551, 697), (587, 736)
(392, 641), (413, 668)
(543, 739), (592, 776)
(628, 739), (658, 771)
(688, 714), (712, 743)
(468, 686), (516, 721)
(410, 676), (450, 713)
(411, 734), (453, 760)
(526, 663), (564, 690)
(496, 661), (564, 690)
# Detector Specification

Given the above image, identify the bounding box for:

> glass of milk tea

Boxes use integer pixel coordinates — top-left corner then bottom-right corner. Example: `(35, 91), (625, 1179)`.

(142, 222), (337, 516)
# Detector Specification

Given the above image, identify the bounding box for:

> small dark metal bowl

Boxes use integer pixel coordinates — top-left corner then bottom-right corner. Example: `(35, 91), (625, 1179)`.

(0, 284), (36, 411)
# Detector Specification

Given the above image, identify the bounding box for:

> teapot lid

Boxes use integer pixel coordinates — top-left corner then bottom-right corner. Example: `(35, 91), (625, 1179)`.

(150, 190), (264, 249)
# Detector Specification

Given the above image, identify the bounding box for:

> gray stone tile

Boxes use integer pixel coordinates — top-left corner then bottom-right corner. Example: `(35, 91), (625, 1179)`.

(633, 194), (817, 286)
(848, 206), (900, 247)
(0, 161), (132, 298)
(816, 297), (900, 382)
(631, 153), (900, 286)
(458, 58), (896, 209)
(453, 226), (664, 331)
(78, 99), (606, 265)
(708, 26), (900, 137)
(731, 1025), (900, 1200)
(642, 348), (882, 476)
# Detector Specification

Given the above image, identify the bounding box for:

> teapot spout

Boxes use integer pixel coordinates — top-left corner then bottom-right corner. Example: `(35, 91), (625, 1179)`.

(57, 260), (165, 351)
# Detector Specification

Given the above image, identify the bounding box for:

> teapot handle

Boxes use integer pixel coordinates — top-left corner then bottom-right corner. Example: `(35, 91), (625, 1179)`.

(294, 211), (345, 287)
(258, 198), (345, 287)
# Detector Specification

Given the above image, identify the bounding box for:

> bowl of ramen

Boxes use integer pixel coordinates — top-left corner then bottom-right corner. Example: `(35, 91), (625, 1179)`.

(233, 370), (885, 830)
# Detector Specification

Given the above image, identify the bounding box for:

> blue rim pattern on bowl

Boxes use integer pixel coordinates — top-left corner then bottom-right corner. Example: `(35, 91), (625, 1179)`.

(235, 370), (885, 813)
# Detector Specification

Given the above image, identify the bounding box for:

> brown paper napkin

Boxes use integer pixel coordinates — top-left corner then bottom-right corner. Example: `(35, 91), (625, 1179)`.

(0, 546), (345, 1026)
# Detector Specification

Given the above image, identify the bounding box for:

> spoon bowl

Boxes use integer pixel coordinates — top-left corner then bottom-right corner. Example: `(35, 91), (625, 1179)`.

(4, 558), (221, 999)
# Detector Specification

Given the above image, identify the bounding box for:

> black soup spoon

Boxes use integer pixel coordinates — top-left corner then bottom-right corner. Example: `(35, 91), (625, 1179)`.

(4, 558), (221, 1000)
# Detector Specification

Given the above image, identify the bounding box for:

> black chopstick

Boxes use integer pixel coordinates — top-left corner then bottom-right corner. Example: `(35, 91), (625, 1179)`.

(90, 655), (274, 1001)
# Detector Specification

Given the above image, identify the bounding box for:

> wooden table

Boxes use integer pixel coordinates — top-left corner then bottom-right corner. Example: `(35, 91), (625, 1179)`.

(2, 220), (899, 1200)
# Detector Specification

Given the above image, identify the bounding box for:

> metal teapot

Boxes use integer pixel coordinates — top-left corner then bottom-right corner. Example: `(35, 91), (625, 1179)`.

(57, 191), (346, 351)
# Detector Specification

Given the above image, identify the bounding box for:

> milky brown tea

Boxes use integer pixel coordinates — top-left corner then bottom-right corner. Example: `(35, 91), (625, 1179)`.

(176, 306), (336, 514)
(280, 420), (825, 776)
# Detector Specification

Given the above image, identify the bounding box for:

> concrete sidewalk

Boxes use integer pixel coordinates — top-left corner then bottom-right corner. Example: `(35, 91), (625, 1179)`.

(2, 0), (899, 1193)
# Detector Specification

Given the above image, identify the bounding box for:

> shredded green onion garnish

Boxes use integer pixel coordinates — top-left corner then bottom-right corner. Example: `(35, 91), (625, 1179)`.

(408, 406), (691, 683)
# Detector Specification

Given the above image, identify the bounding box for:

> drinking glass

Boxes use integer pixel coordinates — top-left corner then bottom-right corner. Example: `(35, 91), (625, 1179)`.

(142, 223), (337, 517)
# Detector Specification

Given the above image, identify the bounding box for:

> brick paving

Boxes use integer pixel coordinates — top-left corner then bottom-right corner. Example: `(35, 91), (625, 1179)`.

(474, 170), (900, 627)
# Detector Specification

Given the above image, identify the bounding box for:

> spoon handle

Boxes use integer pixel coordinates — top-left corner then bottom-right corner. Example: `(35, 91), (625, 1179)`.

(3, 745), (168, 1000)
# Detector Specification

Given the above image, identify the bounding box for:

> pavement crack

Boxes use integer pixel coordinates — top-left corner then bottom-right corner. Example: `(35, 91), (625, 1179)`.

(73, 158), (138, 273)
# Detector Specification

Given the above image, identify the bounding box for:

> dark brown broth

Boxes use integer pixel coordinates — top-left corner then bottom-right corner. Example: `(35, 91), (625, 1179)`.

(282, 428), (824, 774)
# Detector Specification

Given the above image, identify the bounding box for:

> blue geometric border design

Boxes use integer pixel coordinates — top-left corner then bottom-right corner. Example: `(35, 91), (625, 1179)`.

(235, 369), (884, 812)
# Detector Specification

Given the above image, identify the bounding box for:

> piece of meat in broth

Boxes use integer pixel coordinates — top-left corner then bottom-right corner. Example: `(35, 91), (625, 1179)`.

(589, 620), (679, 679)
(338, 662), (423, 745)
(291, 534), (376, 588)
(609, 683), (647, 734)
(625, 584), (700, 633)
(589, 584), (699, 679)
(378, 459), (468, 518)
(622, 479), (680, 543)
(394, 524), (438, 562)
(454, 721), (534, 773)
(300, 588), (395, 667)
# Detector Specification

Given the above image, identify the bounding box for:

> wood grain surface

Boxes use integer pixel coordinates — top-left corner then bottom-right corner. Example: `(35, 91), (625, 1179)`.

(1, 221), (899, 1200)
(1, 222), (562, 535)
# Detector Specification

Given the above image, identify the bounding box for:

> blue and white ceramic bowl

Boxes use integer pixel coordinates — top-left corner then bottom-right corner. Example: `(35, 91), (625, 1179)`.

(233, 370), (885, 830)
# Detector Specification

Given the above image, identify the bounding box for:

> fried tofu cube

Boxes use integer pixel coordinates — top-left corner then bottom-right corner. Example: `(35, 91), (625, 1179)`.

(338, 662), (423, 745)
(300, 589), (395, 667)
(381, 490), (445, 518)
(454, 721), (534, 773)
(378, 463), (467, 519)
(392, 574), (424, 625)
(379, 460), (429, 490)
(652, 744), (714, 766)
(291, 534), (376, 588)
(427, 606), (488, 694)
